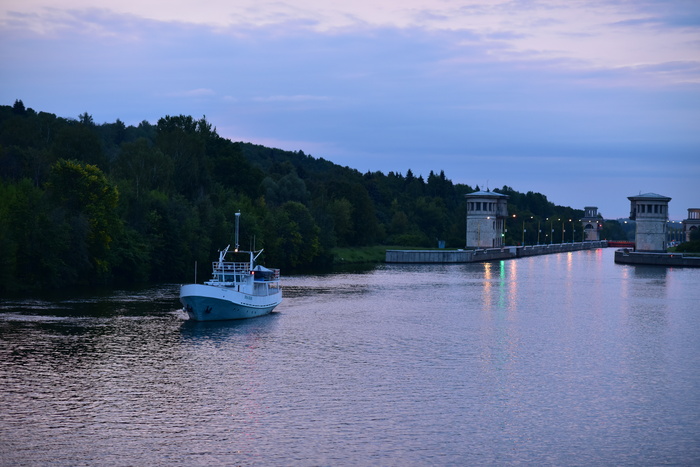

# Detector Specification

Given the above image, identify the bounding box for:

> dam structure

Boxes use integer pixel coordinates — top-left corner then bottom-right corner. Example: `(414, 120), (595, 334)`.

(389, 192), (608, 263)
(614, 192), (700, 267)
(683, 208), (700, 242)
(627, 192), (671, 252)
(465, 190), (508, 248)
(581, 206), (602, 242)
(387, 191), (698, 267)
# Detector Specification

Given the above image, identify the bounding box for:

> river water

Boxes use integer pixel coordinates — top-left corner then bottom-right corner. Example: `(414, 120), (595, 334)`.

(1, 248), (699, 466)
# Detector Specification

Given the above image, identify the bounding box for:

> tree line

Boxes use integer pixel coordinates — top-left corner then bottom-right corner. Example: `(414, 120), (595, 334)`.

(0, 100), (627, 293)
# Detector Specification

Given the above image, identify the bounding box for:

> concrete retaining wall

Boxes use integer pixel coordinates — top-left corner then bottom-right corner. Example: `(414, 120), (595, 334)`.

(614, 249), (700, 267)
(384, 250), (473, 263)
(386, 241), (608, 264)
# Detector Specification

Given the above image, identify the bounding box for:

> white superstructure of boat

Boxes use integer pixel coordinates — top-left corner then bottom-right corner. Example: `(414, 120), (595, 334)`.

(180, 212), (282, 321)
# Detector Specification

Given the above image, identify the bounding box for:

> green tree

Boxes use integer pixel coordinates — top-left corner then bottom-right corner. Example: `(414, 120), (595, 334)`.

(113, 138), (173, 200)
(676, 228), (700, 253)
(0, 178), (79, 290)
(414, 196), (449, 245)
(52, 123), (106, 168)
(326, 181), (379, 245)
(208, 139), (263, 195)
(12, 99), (26, 115)
(264, 202), (320, 269)
(156, 115), (213, 198)
(600, 220), (627, 241)
(0, 180), (19, 289)
(47, 159), (120, 276)
(327, 197), (354, 247)
(78, 112), (94, 126)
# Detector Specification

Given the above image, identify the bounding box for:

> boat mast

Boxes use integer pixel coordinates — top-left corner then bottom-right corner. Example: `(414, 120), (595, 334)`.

(234, 211), (253, 267)
(234, 211), (240, 252)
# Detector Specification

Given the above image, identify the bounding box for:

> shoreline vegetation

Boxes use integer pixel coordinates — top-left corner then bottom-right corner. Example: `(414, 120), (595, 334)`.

(331, 245), (422, 264)
(0, 100), (658, 293)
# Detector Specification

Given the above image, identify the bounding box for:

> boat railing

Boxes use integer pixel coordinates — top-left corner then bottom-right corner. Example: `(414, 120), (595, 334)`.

(213, 261), (251, 274)
(212, 263), (281, 282)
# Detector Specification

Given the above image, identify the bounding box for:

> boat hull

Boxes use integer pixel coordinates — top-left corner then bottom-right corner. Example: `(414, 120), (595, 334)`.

(180, 283), (282, 321)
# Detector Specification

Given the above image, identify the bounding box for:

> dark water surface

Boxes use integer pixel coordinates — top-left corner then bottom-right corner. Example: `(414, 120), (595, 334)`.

(1, 249), (699, 466)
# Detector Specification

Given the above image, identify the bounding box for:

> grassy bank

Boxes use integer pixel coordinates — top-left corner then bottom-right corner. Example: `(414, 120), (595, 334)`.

(330, 246), (391, 264)
(331, 246), (448, 264)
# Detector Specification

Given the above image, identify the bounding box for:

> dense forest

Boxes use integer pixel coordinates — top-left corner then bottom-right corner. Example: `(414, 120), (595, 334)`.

(0, 100), (626, 292)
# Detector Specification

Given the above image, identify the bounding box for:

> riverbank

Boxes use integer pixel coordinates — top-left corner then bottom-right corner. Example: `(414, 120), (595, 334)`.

(331, 245), (424, 264)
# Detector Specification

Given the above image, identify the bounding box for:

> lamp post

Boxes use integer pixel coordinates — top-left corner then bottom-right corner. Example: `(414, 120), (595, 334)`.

(522, 216), (534, 246)
(537, 218), (541, 245)
(669, 220), (681, 244)
(508, 214), (516, 246)
(671, 221), (676, 243)
(510, 214), (515, 245)
(561, 219), (565, 245)
(570, 219), (574, 243)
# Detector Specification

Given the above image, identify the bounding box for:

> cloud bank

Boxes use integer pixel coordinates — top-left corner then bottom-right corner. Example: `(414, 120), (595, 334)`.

(1, 0), (698, 217)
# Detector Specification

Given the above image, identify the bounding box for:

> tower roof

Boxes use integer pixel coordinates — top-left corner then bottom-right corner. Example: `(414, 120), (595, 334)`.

(465, 190), (509, 199)
(628, 192), (671, 201)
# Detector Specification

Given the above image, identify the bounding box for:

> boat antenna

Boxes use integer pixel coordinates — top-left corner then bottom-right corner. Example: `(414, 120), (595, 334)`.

(234, 211), (240, 252)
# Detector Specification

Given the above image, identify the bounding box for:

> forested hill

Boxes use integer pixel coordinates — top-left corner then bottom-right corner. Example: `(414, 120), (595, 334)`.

(1, 100), (601, 292)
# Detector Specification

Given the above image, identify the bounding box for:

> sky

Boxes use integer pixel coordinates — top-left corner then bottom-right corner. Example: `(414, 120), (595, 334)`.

(1, 0), (698, 219)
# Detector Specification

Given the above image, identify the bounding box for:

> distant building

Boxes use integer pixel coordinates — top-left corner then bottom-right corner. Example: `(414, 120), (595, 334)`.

(683, 208), (700, 242)
(465, 191), (508, 248)
(581, 206), (601, 241)
(628, 193), (671, 252)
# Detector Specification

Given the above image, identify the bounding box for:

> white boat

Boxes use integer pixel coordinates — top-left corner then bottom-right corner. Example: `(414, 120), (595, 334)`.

(180, 213), (282, 321)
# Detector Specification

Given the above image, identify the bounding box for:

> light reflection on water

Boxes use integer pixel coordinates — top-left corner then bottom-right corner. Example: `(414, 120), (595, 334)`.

(1, 249), (699, 465)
